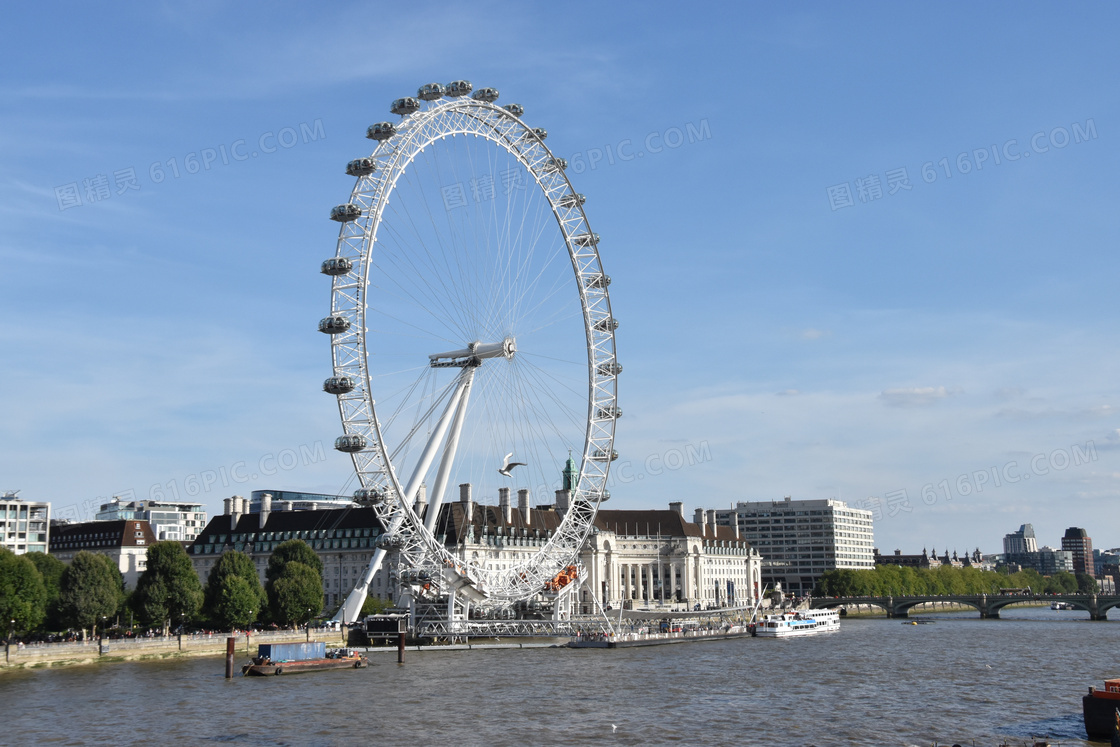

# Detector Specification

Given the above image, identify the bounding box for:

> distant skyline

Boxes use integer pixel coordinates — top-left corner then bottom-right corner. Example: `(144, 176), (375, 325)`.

(2, 3), (1119, 554)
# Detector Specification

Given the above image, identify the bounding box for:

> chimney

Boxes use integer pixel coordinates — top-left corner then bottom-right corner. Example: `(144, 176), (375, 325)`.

(230, 495), (244, 530)
(555, 489), (569, 513)
(224, 497), (233, 515)
(706, 509), (717, 537)
(499, 487), (512, 524)
(415, 483), (428, 519)
(669, 501), (684, 519)
(260, 492), (272, 528)
(518, 489), (531, 525)
(693, 508), (705, 525)
(459, 483), (473, 523)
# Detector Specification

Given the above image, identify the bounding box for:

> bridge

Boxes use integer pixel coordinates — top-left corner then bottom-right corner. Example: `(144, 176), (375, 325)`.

(809, 593), (1120, 620)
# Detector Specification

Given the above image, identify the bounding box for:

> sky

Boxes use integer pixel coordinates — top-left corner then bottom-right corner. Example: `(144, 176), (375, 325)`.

(2, 2), (1118, 555)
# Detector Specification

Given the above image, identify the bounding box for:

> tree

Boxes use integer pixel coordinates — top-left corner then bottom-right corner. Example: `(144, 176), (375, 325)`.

(25, 552), (66, 631)
(1076, 573), (1098, 594)
(266, 540), (323, 582)
(0, 549), (47, 634)
(58, 551), (123, 637)
(361, 594), (393, 616)
(204, 550), (267, 630)
(268, 562), (323, 627)
(132, 541), (203, 633)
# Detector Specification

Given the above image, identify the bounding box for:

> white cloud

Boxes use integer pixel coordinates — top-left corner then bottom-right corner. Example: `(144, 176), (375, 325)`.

(879, 386), (952, 407)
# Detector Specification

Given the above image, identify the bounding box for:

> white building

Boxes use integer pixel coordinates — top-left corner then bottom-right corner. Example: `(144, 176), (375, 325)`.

(716, 496), (875, 596)
(248, 489), (356, 513)
(0, 491), (50, 555)
(438, 486), (762, 613)
(96, 497), (207, 543)
(1003, 523), (1038, 555)
(49, 519), (156, 588)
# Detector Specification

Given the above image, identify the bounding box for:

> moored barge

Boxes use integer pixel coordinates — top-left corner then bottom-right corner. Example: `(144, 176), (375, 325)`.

(242, 642), (368, 676)
(1082, 678), (1120, 740)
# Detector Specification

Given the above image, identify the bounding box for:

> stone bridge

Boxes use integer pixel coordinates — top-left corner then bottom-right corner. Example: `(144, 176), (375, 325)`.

(809, 594), (1120, 620)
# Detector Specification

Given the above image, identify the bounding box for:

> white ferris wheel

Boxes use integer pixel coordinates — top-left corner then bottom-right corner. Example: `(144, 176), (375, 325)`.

(321, 81), (619, 622)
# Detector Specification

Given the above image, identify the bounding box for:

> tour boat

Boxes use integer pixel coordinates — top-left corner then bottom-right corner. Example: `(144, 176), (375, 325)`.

(1051, 601), (1074, 610)
(755, 609), (840, 638)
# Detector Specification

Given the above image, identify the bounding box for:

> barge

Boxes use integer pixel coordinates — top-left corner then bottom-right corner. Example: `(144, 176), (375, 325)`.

(242, 642), (368, 676)
(1083, 678), (1120, 740)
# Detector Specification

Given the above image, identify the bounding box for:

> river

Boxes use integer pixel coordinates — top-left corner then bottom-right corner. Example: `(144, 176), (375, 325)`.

(3, 606), (1116, 746)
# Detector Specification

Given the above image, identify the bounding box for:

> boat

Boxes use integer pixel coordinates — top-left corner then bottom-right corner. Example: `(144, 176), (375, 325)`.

(755, 609), (840, 638)
(242, 641), (368, 676)
(1081, 678), (1120, 740)
(1051, 601), (1074, 610)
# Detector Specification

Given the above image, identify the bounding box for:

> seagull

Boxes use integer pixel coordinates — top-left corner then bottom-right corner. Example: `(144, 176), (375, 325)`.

(498, 453), (527, 477)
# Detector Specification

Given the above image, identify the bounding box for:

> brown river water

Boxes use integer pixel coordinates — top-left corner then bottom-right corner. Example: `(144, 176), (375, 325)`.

(2, 606), (1117, 746)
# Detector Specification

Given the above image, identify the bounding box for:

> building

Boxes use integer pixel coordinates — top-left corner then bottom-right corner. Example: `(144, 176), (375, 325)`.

(48, 519), (157, 588)
(873, 548), (985, 570)
(437, 487), (762, 613)
(96, 497), (207, 543)
(1061, 527), (1093, 576)
(190, 490), (763, 615)
(248, 490), (356, 513)
(1003, 524), (1038, 555)
(0, 491), (50, 554)
(716, 496), (875, 596)
(188, 496), (392, 610)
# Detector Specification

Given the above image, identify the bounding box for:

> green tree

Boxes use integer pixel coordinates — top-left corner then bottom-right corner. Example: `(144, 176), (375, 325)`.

(58, 551), (123, 637)
(360, 594), (393, 616)
(1076, 573), (1098, 594)
(266, 540), (323, 582)
(204, 550), (267, 630)
(267, 562), (323, 627)
(0, 549), (47, 634)
(25, 552), (66, 631)
(132, 541), (203, 633)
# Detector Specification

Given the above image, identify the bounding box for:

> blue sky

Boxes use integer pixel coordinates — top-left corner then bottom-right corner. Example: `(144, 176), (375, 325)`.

(2, 2), (1118, 554)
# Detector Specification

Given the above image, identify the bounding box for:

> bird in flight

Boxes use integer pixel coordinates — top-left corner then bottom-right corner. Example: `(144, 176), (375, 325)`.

(498, 453), (526, 477)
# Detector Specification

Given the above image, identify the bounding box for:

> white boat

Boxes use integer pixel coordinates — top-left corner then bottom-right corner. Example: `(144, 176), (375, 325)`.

(755, 609), (840, 638)
(1051, 601), (1074, 610)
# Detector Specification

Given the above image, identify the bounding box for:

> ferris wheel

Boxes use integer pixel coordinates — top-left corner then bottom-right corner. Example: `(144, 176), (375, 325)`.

(321, 81), (619, 622)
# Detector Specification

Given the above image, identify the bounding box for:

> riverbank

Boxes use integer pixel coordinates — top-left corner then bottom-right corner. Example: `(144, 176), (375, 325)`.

(1, 629), (346, 672)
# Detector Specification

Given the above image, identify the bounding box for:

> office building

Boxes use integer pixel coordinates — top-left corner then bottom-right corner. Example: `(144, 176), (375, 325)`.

(0, 491), (50, 555)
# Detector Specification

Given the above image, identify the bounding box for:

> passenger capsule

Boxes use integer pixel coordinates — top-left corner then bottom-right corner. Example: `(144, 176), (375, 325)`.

(318, 316), (352, 334)
(572, 232), (599, 247)
(346, 158), (375, 177)
(584, 273), (611, 289)
(374, 534), (404, 549)
(417, 82), (445, 101)
(592, 448), (619, 462)
(354, 487), (385, 505)
(320, 257), (353, 276)
(323, 375), (356, 394)
(547, 157), (568, 172)
(330, 204), (362, 222)
(471, 87), (499, 103)
(445, 80), (472, 97)
(598, 490), (611, 502)
(390, 97), (421, 116)
(366, 122), (397, 140)
(596, 406), (623, 419)
(532, 128), (548, 140)
(503, 103), (524, 117)
(593, 317), (619, 332)
(334, 434), (368, 453)
(597, 361), (623, 376)
(557, 193), (586, 208)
